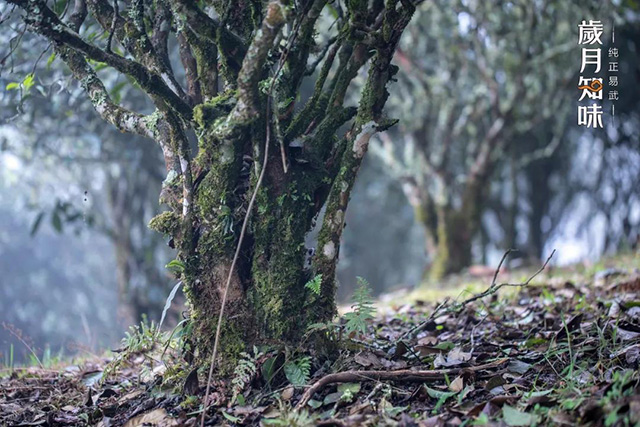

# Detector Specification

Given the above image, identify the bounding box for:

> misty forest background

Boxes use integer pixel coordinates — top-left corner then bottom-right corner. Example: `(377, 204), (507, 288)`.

(1, 1), (639, 363)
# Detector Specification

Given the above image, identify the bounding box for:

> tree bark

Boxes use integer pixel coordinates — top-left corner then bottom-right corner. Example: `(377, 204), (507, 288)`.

(411, 176), (484, 281)
(429, 206), (472, 280)
(7, 0), (417, 373)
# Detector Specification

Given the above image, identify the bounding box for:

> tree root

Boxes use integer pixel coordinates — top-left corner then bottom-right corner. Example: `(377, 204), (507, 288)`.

(296, 358), (509, 409)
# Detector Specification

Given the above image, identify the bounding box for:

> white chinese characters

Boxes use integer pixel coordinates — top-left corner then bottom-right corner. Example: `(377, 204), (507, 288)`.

(577, 20), (604, 128)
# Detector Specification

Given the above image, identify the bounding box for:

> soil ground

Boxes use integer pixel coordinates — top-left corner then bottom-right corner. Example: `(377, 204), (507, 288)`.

(2, 252), (640, 426)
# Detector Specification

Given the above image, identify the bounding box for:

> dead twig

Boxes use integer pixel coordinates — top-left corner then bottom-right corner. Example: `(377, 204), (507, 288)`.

(394, 249), (556, 345)
(461, 249), (555, 307)
(2, 322), (43, 369)
(296, 358), (508, 409)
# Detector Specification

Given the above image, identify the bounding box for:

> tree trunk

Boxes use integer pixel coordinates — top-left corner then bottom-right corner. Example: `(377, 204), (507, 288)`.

(418, 178), (484, 281)
(10, 0), (417, 374)
(429, 206), (472, 280)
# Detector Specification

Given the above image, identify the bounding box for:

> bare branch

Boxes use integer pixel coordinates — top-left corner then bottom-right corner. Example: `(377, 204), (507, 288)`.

(395, 249), (556, 344)
(8, 0), (192, 120)
(297, 358), (509, 409)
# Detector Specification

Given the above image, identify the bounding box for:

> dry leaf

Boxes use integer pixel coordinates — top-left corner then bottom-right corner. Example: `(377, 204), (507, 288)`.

(449, 376), (464, 393)
(281, 386), (294, 401)
(123, 408), (179, 427)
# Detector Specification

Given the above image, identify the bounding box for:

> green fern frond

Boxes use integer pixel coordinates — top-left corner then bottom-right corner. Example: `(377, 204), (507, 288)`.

(231, 346), (263, 401)
(304, 274), (322, 295)
(344, 277), (376, 336)
(284, 356), (311, 386)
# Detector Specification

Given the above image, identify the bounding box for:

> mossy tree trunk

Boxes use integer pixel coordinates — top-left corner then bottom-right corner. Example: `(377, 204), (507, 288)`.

(428, 206), (471, 280)
(405, 172), (486, 281)
(10, 0), (416, 370)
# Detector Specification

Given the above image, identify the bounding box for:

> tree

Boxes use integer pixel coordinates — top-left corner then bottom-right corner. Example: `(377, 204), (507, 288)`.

(2, 0), (416, 369)
(0, 28), (173, 327)
(375, 0), (610, 279)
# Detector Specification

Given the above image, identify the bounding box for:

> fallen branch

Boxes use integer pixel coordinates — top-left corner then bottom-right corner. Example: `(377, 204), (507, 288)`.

(395, 249), (556, 345)
(296, 358), (508, 409)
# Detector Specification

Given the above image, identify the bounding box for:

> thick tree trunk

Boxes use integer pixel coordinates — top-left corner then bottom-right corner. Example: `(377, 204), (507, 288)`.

(11, 0), (416, 375)
(154, 105), (334, 371)
(411, 177), (484, 281)
(429, 206), (472, 280)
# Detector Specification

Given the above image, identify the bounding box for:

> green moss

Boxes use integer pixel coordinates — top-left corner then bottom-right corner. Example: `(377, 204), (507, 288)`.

(248, 177), (320, 340)
(192, 90), (237, 129)
(430, 218), (450, 281)
(142, 109), (163, 137)
(216, 319), (246, 374)
(347, 0), (367, 13)
(148, 211), (180, 235)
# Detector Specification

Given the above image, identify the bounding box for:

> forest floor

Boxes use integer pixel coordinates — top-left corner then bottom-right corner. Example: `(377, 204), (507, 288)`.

(2, 252), (640, 426)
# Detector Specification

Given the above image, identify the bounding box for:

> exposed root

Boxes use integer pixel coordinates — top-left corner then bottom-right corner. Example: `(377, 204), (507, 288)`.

(296, 358), (509, 409)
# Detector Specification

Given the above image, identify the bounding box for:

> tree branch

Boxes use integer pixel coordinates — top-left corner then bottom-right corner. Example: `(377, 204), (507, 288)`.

(171, 0), (246, 76)
(173, 23), (218, 101)
(8, 0), (192, 120)
(57, 47), (155, 138)
(314, 0), (416, 321)
(233, 1), (287, 120)
(67, 0), (87, 32)
(177, 31), (202, 106)
(296, 358), (509, 409)
(86, 0), (189, 102)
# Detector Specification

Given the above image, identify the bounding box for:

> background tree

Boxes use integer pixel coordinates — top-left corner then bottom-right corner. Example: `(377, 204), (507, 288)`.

(0, 26), (173, 326)
(2, 0), (417, 369)
(375, 0), (614, 279)
(486, 18), (640, 265)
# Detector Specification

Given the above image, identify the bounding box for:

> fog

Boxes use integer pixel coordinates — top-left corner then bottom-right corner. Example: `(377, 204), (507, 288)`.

(1, 1), (638, 363)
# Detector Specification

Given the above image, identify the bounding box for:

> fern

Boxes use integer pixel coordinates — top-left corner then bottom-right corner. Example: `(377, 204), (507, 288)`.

(343, 277), (376, 336)
(262, 401), (317, 426)
(304, 274), (322, 295)
(102, 316), (158, 384)
(284, 356), (311, 386)
(231, 346), (263, 401)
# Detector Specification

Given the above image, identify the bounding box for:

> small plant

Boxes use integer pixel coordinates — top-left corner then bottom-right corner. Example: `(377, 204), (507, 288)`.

(600, 370), (637, 426)
(180, 395), (199, 409)
(304, 274), (322, 295)
(231, 346), (264, 403)
(122, 315), (158, 353)
(284, 356), (311, 387)
(102, 316), (159, 383)
(165, 259), (186, 275)
(343, 277), (376, 336)
(262, 401), (317, 426)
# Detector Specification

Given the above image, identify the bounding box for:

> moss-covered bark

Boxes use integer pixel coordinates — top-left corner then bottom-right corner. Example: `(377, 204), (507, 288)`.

(429, 206), (472, 280)
(13, 0), (418, 375)
(419, 177), (485, 281)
